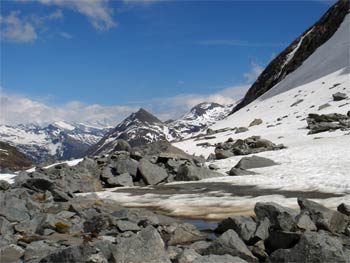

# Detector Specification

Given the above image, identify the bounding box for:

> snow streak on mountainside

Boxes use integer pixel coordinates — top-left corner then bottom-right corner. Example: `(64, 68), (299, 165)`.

(0, 121), (111, 164)
(168, 102), (233, 139)
(232, 0), (349, 114)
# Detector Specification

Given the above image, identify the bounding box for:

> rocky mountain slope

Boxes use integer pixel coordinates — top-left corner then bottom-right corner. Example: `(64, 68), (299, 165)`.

(0, 141), (32, 171)
(231, 0), (349, 114)
(0, 122), (111, 164)
(88, 103), (233, 156)
(168, 102), (233, 139)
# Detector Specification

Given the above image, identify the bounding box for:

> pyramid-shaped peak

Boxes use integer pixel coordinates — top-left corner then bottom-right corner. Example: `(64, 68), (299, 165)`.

(132, 108), (163, 124)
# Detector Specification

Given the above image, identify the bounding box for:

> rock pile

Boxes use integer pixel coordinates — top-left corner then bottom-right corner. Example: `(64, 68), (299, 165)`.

(306, 112), (350, 134)
(213, 136), (285, 160)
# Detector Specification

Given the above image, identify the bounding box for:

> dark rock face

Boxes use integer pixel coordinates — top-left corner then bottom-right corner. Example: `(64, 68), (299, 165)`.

(231, 0), (349, 114)
(138, 159), (169, 185)
(306, 113), (350, 134)
(214, 136), (285, 160)
(0, 141), (32, 172)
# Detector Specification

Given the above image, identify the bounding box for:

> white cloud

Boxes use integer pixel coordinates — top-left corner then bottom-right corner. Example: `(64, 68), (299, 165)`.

(244, 62), (264, 83)
(0, 89), (137, 126)
(0, 11), (37, 43)
(37, 0), (116, 30)
(60, 31), (72, 39)
(137, 84), (249, 121)
(47, 9), (63, 20)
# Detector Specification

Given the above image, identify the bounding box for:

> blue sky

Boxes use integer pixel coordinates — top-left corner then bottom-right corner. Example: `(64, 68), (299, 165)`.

(0, 0), (336, 125)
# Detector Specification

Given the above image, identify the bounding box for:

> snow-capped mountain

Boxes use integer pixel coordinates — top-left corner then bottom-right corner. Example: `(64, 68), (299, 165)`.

(88, 103), (234, 156)
(231, 0), (349, 114)
(0, 121), (111, 164)
(87, 108), (179, 155)
(168, 102), (233, 138)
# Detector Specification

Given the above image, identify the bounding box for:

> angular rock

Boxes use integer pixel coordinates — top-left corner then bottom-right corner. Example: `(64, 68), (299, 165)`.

(249, 119), (263, 127)
(333, 92), (347, 101)
(204, 229), (257, 262)
(189, 240), (212, 254)
(107, 173), (133, 187)
(138, 159), (168, 185)
(298, 198), (348, 233)
(296, 212), (317, 231)
(113, 139), (131, 152)
(193, 254), (248, 263)
(215, 149), (234, 160)
(215, 216), (256, 244)
(176, 164), (223, 181)
(254, 217), (270, 241)
(115, 220), (140, 232)
(235, 155), (278, 170)
(39, 244), (95, 263)
(0, 244), (25, 263)
(254, 202), (297, 231)
(337, 203), (350, 216)
(0, 180), (10, 190)
(24, 240), (58, 262)
(177, 248), (200, 263)
(168, 223), (207, 245)
(227, 167), (257, 176)
(235, 127), (249, 134)
(270, 230), (349, 263)
(112, 225), (171, 263)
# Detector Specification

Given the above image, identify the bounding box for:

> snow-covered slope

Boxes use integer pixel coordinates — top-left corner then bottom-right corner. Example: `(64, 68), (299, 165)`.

(232, 0), (349, 114)
(0, 121), (111, 163)
(169, 102), (233, 139)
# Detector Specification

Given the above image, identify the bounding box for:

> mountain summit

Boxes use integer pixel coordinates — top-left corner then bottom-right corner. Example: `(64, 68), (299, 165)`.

(87, 108), (178, 155)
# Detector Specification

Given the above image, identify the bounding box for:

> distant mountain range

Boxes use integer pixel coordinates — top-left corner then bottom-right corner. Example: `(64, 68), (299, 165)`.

(0, 102), (233, 163)
(0, 121), (112, 164)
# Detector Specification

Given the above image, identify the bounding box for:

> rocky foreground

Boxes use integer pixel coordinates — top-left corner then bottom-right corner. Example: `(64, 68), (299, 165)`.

(0, 140), (349, 262)
(1, 173), (350, 263)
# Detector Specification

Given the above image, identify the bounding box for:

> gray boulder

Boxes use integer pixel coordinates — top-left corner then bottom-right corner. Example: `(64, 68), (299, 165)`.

(249, 119), (263, 127)
(254, 202), (297, 231)
(138, 159), (168, 185)
(177, 248), (201, 263)
(333, 92), (347, 101)
(204, 229), (257, 262)
(227, 167), (257, 176)
(113, 139), (131, 152)
(176, 164), (223, 181)
(112, 225), (170, 263)
(296, 212), (317, 231)
(0, 244), (25, 263)
(235, 155), (278, 170)
(298, 198), (348, 233)
(168, 223), (207, 245)
(254, 217), (270, 241)
(115, 220), (140, 232)
(215, 149), (234, 160)
(270, 230), (350, 263)
(39, 244), (95, 263)
(107, 173), (133, 187)
(235, 127), (249, 134)
(0, 180), (10, 190)
(337, 203), (350, 216)
(215, 216), (257, 244)
(193, 254), (248, 263)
